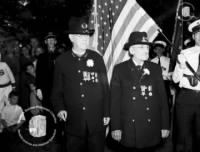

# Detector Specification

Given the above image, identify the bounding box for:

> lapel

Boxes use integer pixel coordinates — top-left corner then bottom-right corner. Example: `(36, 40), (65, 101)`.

(127, 59), (146, 85)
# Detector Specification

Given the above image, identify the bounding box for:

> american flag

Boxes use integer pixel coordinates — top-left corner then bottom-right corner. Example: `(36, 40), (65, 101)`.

(89, 0), (160, 81)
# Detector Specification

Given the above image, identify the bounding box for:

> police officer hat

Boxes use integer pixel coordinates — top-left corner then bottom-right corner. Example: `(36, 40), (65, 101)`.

(153, 40), (167, 48)
(67, 16), (94, 36)
(123, 31), (151, 51)
(45, 32), (56, 40)
(188, 19), (200, 33)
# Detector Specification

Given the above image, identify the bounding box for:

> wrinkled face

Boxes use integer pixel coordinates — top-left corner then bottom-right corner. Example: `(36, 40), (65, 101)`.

(193, 31), (200, 46)
(70, 34), (90, 50)
(129, 44), (150, 61)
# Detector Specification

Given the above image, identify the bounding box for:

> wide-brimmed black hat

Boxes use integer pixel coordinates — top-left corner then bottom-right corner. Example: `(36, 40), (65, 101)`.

(123, 31), (151, 50)
(67, 16), (94, 36)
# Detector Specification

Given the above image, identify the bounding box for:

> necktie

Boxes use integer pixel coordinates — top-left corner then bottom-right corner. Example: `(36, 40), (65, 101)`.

(136, 65), (142, 71)
(158, 57), (161, 66)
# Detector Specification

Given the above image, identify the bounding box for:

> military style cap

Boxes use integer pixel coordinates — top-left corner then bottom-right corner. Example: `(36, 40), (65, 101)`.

(188, 19), (200, 33)
(123, 31), (151, 51)
(67, 16), (94, 36)
(45, 32), (56, 40)
(153, 40), (167, 48)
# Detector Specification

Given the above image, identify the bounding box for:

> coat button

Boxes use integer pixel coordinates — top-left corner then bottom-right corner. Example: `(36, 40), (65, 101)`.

(81, 94), (85, 98)
(78, 70), (81, 73)
(80, 82), (83, 86)
(144, 96), (148, 100)
(82, 107), (86, 110)
(132, 97), (136, 100)
(146, 107), (150, 111)
(147, 118), (151, 122)
(132, 119), (135, 123)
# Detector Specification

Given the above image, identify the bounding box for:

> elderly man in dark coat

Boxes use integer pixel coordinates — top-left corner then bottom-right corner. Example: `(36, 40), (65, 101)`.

(51, 16), (110, 152)
(110, 31), (170, 152)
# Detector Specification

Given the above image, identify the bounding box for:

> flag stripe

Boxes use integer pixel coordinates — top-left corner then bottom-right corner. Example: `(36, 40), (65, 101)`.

(91, 0), (160, 81)
(104, 2), (141, 71)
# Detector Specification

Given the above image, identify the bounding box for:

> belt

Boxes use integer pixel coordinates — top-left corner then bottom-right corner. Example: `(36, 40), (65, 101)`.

(181, 88), (200, 93)
(0, 82), (11, 88)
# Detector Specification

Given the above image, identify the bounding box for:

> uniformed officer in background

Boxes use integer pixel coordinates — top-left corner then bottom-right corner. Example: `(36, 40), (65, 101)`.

(172, 18), (200, 152)
(110, 31), (170, 152)
(151, 40), (173, 108)
(51, 16), (110, 152)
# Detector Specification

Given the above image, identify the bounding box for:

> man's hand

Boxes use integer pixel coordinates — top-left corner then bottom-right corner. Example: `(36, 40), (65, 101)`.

(178, 54), (187, 69)
(57, 110), (67, 121)
(36, 89), (43, 100)
(161, 129), (170, 138)
(111, 130), (122, 142)
(103, 117), (110, 126)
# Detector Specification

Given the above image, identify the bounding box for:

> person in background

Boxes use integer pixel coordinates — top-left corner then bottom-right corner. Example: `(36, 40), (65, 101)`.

(51, 16), (110, 152)
(110, 31), (170, 152)
(35, 32), (58, 110)
(0, 52), (15, 112)
(29, 36), (40, 58)
(151, 40), (173, 108)
(172, 18), (200, 152)
(0, 90), (25, 152)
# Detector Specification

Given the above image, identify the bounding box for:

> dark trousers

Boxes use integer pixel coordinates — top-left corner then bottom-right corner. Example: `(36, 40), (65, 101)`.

(174, 89), (200, 152)
(116, 144), (158, 152)
(64, 124), (105, 152)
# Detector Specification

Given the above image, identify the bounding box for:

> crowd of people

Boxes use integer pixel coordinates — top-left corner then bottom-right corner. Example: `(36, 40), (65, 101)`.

(0, 15), (199, 152)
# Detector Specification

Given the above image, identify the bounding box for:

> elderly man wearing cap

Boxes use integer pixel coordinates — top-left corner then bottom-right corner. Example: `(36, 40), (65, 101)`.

(172, 18), (200, 152)
(110, 31), (170, 152)
(50, 16), (110, 152)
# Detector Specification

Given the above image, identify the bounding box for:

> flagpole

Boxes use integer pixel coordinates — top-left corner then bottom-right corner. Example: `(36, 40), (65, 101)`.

(171, 0), (183, 54)
(93, 0), (98, 51)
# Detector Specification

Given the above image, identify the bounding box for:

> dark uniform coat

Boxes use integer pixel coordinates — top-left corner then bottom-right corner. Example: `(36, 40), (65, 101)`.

(110, 59), (169, 148)
(35, 50), (57, 109)
(51, 49), (110, 137)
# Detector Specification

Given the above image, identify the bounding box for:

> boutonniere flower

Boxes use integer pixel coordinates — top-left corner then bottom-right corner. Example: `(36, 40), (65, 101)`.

(143, 68), (150, 76)
(86, 59), (94, 67)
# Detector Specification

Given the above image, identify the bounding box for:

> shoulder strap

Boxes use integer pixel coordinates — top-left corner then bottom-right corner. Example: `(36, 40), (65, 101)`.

(185, 54), (200, 81)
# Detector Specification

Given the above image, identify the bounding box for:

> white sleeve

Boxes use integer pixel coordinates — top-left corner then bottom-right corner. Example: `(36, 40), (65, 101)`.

(172, 63), (184, 84)
(4, 63), (15, 84)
